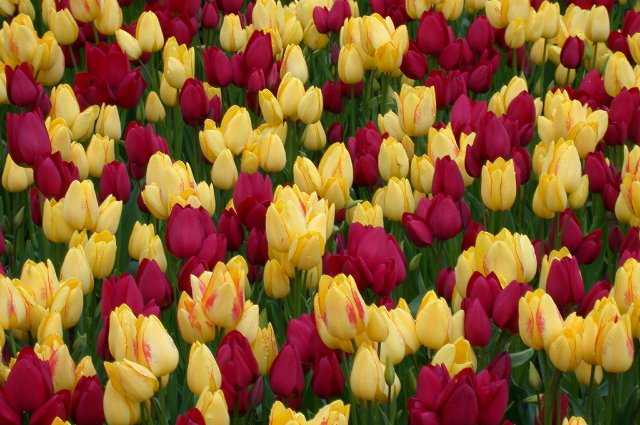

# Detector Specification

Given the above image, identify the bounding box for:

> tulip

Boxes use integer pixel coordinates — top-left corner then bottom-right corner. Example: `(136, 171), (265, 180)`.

(187, 342), (222, 395)
(251, 324), (278, 375)
(312, 352), (344, 399)
(63, 180), (99, 231)
(378, 136), (409, 181)
(264, 259), (291, 299)
(216, 331), (263, 413)
(136, 11), (164, 52)
(314, 274), (367, 343)
(103, 381), (141, 425)
(166, 205), (214, 259)
(539, 251), (584, 311)
(432, 156), (464, 201)
(415, 291), (452, 350)
(431, 337), (477, 376)
(135, 259), (172, 309)
(3, 348), (53, 412)
(604, 52), (635, 97)
(2, 154), (34, 192)
(29, 390), (70, 425)
(84, 231), (117, 278)
(492, 281), (530, 334)
(135, 314), (180, 376)
(613, 258), (640, 314)
(115, 29), (141, 60)
(7, 111), (51, 166)
(33, 153), (78, 200)
(518, 289), (564, 350)
(220, 14), (247, 52)
(176, 408), (206, 425)
(100, 161), (131, 203)
(144, 91), (165, 122)
(71, 376), (104, 425)
(480, 158), (517, 211)
(298, 87), (323, 125)
(587, 6), (610, 43)
(548, 313), (583, 372)
(211, 149), (239, 190)
(196, 389), (230, 425)
(270, 344), (305, 408)
(373, 177), (415, 221)
(49, 9), (79, 45)
(177, 292), (216, 344)
(395, 84), (437, 137)
(220, 106), (253, 155)
(338, 44), (364, 84)
(560, 36), (584, 70)
(201, 258), (247, 329)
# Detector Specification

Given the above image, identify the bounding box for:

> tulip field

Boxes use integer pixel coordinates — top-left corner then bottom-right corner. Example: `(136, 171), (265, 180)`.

(4, 0), (640, 424)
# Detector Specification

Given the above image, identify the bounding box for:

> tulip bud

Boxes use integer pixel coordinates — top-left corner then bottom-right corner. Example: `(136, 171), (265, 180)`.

(367, 305), (390, 343)
(43, 199), (75, 244)
(84, 230), (117, 278)
(481, 158), (517, 211)
(144, 91), (165, 122)
(528, 362), (542, 390)
(103, 380), (141, 425)
(220, 14), (247, 52)
(49, 9), (79, 45)
(187, 342), (222, 395)
(586, 6), (610, 43)
(298, 86), (323, 124)
(281, 44), (308, 84)
(338, 44), (364, 84)
(211, 149), (238, 190)
(302, 121), (327, 151)
(115, 29), (141, 60)
(378, 136), (409, 181)
(94, 0), (122, 35)
(196, 389), (230, 425)
(277, 73), (305, 120)
(136, 11), (164, 52)
(221, 105), (253, 155)
(2, 154), (34, 192)
(60, 246), (94, 295)
(604, 52), (635, 97)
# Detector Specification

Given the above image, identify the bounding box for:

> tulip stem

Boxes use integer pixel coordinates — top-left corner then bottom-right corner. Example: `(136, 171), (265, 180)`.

(543, 368), (561, 425)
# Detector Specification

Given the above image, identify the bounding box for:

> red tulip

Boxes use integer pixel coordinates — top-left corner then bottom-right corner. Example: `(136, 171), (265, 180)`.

(179, 78), (210, 126)
(327, 0), (351, 32)
(286, 314), (333, 369)
(410, 364), (450, 414)
(370, 0), (408, 26)
(578, 280), (611, 316)
(176, 408), (206, 425)
(101, 274), (146, 319)
(476, 367), (509, 425)
(347, 124), (382, 186)
(401, 45), (428, 80)
(436, 268), (455, 302)
(466, 272), (501, 314)
(468, 62), (494, 93)
(136, 259), (173, 309)
(270, 344), (305, 408)
(6, 63), (49, 113)
(198, 232), (228, 269)
(204, 47), (232, 87)
(439, 371), (479, 425)
(29, 390), (70, 425)
(247, 228), (268, 265)
(3, 348), (53, 413)
(216, 331), (264, 413)
(416, 11), (452, 56)
(546, 256), (584, 310)
(492, 281), (531, 333)
(560, 36), (584, 69)
(426, 195), (463, 240)
(218, 209), (244, 251)
(7, 111), (51, 167)
(178, 256), (206, 294)
(322, 80), (343, 113)
(402, 213), (433, 247)
(99, 161), (131, 203)
(328, 122), (344, 144)
(232, 173), (273, 230)
(450, 95), (488, 137)
(124, 122), (169, 179)
(462, 220), (484, 250)
(217, 0), (243, 14)
(0, 391), (19, 425)
(312, 352), (344, 399)
(70, 376), (104, 425)
(202, 2), (219, 28)
(34, 152), (79, 200)
(439, 38), (473, 70)
(463, 298), (492, 347)
(244, 31), (273, 73)
(432, 156), (464, 201)
(467, 17), (494, 53)
(166, 205), (215, 259)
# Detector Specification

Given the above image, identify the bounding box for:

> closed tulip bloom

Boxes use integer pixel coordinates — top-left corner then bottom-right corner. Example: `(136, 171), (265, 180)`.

(221, 105), (253, 155)
(63, 180), (99, 230)
(415, 291), (452, 349)
(350, 343), (380, 401)
(338, 44), (364, 84)
(103, 380), (141, 425)
(293, 156), (321, 194)
(599, 313), (634, 373)
(136, 11), (164, 52)
(104, 359), (159, 402)
(2, 154), (33, 192)
(302, 121), (327, 151)
(128, 222), (155, 260)
(481, 158), (517, 211)
(395, 84), (436, 137)
(42, 198), (75, 243)
(257, 133), (286, 173)
(251, 324), (278, 375)
(136, 314), (180, 376)
(7, 111), (51, 167)
(373, 177), (415, 221)
(187, 342), (222, 395)
(69, 0), (99, 22)
(50, 278), (84, 328)
(378, 136), (409, 181)
(47, 9), (79, 46)
(604, 52), (635, 97)
(100, 161), (131, 203)
(264, 259), (291, 299)
(60, 246), (94, 295)
(95, 195), (122, 234)
(560, 36), (584, 70)
(220, 14), (247, 52)
(84, 230), (116, 278)
(211, 149), (239, 190)
(94, 0), (122, 35)
(277, 73), (305, 120)
(349, 201), (384, 227)
(86, 134), (115, 178)
(613, 258), (640, 314)
(518, 289), (564, 350)
(0, 276), (28, 330)
(281, 44), (308, 84)
(196, 389), (230, 425)
(270, 344), (305, 407)
(314, 274), (367, 341)
(586, 6), (609, 43)
(431, 337), (476, 376)
(201, 258), (247, 329)
(298, 87), (323, 125)
(259, 89), (283, 125)
(548, 313), (583, 372)
(115, 29), (141, 60)
(177, 292), (216, 344)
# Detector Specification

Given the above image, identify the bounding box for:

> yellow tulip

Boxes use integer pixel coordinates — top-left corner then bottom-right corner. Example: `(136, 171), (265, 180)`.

(94, 0), (122, 35)
(177, 292), (216, 344)
(135, 314), (180, 376)
(36, 312), (63, 342)
(586, 5), (610, 43)
(372, 177), (415, 221)
(518, 289), (564, 350)
(48, 8), (79, 45)
(264, 259), (291, 299)
(94, 104), (121, 140)
(187, 341), (222, 395)
(562, 417), (587, 425)
(50, 278), (83, 328)
(201, 258), (247, 329)
(2, 154), (33, 192)
(378, 136), (409, 181)
(259, 89), (283, 125)
(350, 343), (380, 401)
(0, 276), (28, 330)
(211, 148), (239, 190)
(219, 14), (247, 52)
(297, 86), (323, 124)
(348, 201), (384, 227)
(280, 44), (308, 84)
(60, 246), (94, 295)
(302, 121), (327, 151)
(136, 11), (164, 52)
(105, 359), (158, 402)
(604, 52), (635, 97)
(50, 84), (80, 126)
(338, 44), (364, 84)
(84, 230), (116, 278)
(277, 73), (305, 120)
(314, 274), (367, 341)
(220, 105), (253, 155)
(481, 158), (517, 211)
(431, 337), (477, 376)
(415, 291), (452, 350)
(128, 222), (155, 260)
(251, 323), (278, 375)
(63, 180), (99, 230)
(269, 400), (306, 425)
(308, 400), (350, 425)
(160, 74), (178, 107)
(196, 389), (230, 425)
(257, 133), (286, 173)
(293, 156), (321, 194)
(366, 305), (390, 343)
(547, 313), (583, 372)
(69, 0), (99, 22)
(35, 336), (75, 391)
(613, 258), (640, 314)
(394, 84), (436, 136)
(115, 28), (141, 60)
(43, 199), (75, 244)
(95, 195), (122, 234)
(103, 380), (141, 425)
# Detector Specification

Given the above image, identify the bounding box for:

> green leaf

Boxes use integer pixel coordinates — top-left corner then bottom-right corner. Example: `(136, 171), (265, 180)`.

(510, 348), (534, 368)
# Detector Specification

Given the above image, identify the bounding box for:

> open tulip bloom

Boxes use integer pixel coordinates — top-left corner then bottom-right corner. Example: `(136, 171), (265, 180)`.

(3, 0), (640, 424)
